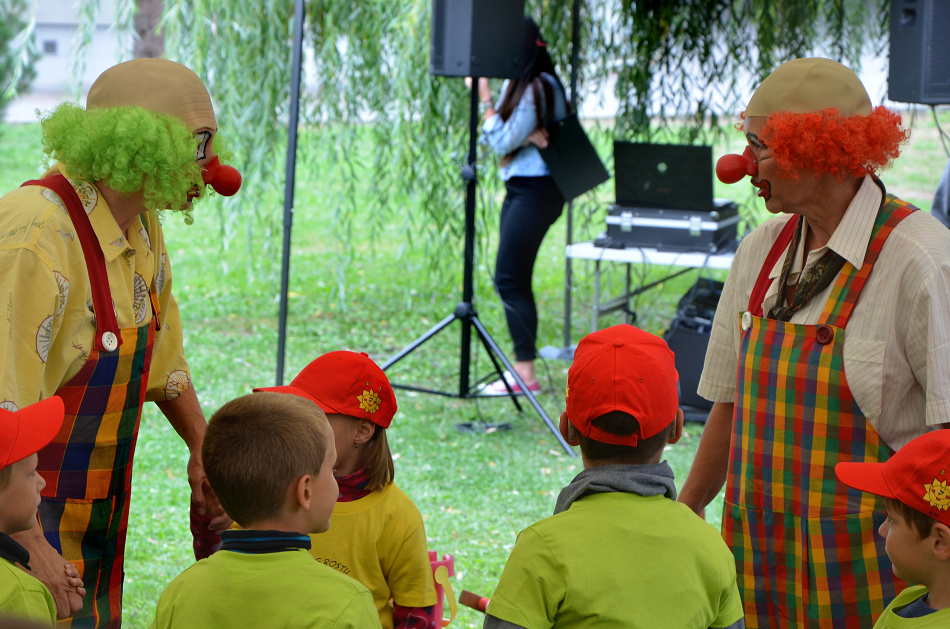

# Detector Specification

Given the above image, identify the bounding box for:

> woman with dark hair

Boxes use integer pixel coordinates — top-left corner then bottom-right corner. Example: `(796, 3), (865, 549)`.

(477, 17), (570, 395)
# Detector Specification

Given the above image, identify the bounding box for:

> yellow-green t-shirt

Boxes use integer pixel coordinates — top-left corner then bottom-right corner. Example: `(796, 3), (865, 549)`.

(310, 483), (436, 629)
(487, 492), (744, 628)
(150, 548), (380, 628)
(873, 585), (950, 628)
(0, 556), (56, 626)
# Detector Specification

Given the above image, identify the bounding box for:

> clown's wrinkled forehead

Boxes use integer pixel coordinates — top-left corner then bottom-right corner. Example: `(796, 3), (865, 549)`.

(86, 58), (217, 135)
(742, 57), (871, 127)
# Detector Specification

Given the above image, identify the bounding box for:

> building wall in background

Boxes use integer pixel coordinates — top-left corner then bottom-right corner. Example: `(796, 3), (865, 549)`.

(32, 0), (131, 93)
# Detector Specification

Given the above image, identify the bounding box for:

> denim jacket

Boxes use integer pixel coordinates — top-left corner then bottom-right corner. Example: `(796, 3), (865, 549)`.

(481, 72), (568, 181)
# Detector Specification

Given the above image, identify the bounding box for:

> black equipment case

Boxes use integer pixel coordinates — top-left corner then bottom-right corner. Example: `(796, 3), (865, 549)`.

(664, 277), (724, 421)
(605, 200), (739, 253)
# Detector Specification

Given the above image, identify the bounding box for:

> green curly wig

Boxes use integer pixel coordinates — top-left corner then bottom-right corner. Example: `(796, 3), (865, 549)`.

(41, 103), (204, 213)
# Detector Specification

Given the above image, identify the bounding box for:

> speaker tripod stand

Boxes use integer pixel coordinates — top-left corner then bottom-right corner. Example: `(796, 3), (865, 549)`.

(381, 85), (574, 457)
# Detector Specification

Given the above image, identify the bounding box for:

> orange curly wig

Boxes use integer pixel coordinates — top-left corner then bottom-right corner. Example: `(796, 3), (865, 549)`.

(753, 106), (909, 181)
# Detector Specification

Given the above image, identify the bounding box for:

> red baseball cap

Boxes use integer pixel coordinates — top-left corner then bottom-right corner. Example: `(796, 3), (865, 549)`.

(255, 351), (397, 428)
(836, 430), (950, 527)
(1, 397), (65, 468)
(566, 325), (679, 446)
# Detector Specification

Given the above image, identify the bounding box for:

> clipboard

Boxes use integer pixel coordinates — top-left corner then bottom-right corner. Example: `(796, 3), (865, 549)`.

(538, 113), (610, 201)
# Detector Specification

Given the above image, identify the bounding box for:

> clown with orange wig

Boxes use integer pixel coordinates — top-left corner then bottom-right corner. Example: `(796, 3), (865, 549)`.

(678, 58), (950, 628)
(0, 59), (239, 627)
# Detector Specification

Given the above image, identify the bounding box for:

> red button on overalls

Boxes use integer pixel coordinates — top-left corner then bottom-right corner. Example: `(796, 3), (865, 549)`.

(816, 324), (835, 345)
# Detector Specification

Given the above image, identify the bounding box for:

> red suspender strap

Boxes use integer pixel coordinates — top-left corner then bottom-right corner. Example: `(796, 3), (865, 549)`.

(747, 215), (799, 317)
(140, 215), (162, 331)
(828, 201), (914, 326)
(150, 291), (162, 331)
(21, 175), (123, 352)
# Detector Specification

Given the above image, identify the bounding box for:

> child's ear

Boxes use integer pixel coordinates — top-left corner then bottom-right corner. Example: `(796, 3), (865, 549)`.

(667, 409), (685, 445)
(559, 413), (579, 446)
(354, 420), (375, 447)
(295, 474), (312, 511)
(931, 522), (950, 561)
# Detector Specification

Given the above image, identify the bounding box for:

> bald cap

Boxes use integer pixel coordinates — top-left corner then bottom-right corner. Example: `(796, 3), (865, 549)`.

(87, 58), (216, 132)
(745, 57), (872, 118)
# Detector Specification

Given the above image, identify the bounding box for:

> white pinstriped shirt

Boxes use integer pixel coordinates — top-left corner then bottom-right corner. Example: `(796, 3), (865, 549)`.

(698, 175), (950, 450)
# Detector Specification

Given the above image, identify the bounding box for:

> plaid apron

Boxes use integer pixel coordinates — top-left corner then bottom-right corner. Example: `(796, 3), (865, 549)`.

(725, 196), (915, 628)
(24, 175), (159, 628)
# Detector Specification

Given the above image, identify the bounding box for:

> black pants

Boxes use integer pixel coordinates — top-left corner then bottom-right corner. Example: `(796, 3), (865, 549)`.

(494, 176), (564, 362)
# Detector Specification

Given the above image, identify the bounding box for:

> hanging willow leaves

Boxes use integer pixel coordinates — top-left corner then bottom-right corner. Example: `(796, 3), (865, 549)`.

(1, 0), (41, 117)
(84, 0), (887, 296)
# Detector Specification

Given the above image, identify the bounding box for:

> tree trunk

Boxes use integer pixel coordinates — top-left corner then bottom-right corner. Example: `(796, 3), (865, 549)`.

(134, 0), (164, 58)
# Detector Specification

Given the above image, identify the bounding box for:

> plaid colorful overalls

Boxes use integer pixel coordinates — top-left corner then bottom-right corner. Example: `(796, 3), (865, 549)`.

(25, 175), (159, 628)
(724, 196), (915, 628)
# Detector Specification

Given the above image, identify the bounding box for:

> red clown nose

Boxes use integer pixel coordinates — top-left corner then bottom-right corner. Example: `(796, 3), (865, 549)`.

(202, 156), (242, 197)
(716, 146), (758, 184)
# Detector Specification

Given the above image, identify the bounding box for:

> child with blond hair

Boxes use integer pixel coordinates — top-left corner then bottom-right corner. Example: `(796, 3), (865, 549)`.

(0, 397), (84, 626)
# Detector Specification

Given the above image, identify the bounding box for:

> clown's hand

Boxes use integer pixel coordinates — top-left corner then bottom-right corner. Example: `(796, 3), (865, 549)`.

(12, 523), (85, 618)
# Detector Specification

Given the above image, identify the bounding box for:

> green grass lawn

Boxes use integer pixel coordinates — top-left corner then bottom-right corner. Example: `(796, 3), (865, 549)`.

(1, 107), (948, 627)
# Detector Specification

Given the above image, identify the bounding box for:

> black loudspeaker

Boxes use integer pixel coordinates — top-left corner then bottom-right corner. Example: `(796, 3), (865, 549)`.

(664, 278), (723, 421)
(430, 0), (526, 78)
(888, 0), (950, 105)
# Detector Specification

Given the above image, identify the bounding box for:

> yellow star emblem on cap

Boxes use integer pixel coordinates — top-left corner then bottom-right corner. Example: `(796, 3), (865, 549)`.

(358, 388), (381, 414)
(923, 477), (950, 511)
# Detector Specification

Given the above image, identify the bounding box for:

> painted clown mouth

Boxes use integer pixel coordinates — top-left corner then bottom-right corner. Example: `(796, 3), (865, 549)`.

(752, 178), (772, 201)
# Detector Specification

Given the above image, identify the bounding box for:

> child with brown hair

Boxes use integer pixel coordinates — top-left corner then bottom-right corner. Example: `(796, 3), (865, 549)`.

(257, 351), (437, 629)
(150, 392), (380, 628)
(0, 397), (84, 626)
(836, 430), (950, 627)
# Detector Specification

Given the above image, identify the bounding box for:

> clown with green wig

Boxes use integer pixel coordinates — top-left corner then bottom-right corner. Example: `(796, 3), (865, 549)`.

(0, 58), (240, 627)
(678, 58), (950, 628)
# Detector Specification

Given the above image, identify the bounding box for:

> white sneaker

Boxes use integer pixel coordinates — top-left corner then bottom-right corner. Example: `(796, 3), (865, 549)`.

(478, 372), (541, 396)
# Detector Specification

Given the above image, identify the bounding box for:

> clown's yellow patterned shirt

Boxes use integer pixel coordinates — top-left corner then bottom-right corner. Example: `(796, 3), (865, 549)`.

(0, 165), (191, 410)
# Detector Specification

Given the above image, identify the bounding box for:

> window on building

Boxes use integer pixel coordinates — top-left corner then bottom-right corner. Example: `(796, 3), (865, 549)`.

(43, 40), (57, 55)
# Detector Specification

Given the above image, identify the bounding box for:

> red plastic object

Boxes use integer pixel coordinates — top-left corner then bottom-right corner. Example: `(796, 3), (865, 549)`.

(429, 551), (457, 626)
(459, 590), (490, 613)
(202, 156), (242, 196)
(716, 146), (758, 184)
(190, 501), (222, 560)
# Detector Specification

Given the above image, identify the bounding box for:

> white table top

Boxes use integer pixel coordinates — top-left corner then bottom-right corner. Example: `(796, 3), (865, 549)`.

(565, 241), (735, 270)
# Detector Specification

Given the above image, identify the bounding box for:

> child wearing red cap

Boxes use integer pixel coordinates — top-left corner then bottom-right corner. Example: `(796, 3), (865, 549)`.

(0, 397), (84, 625)
(836, 431), (950, 627)
(256, 351), (437, 629)
(484, 325), (745, 629)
